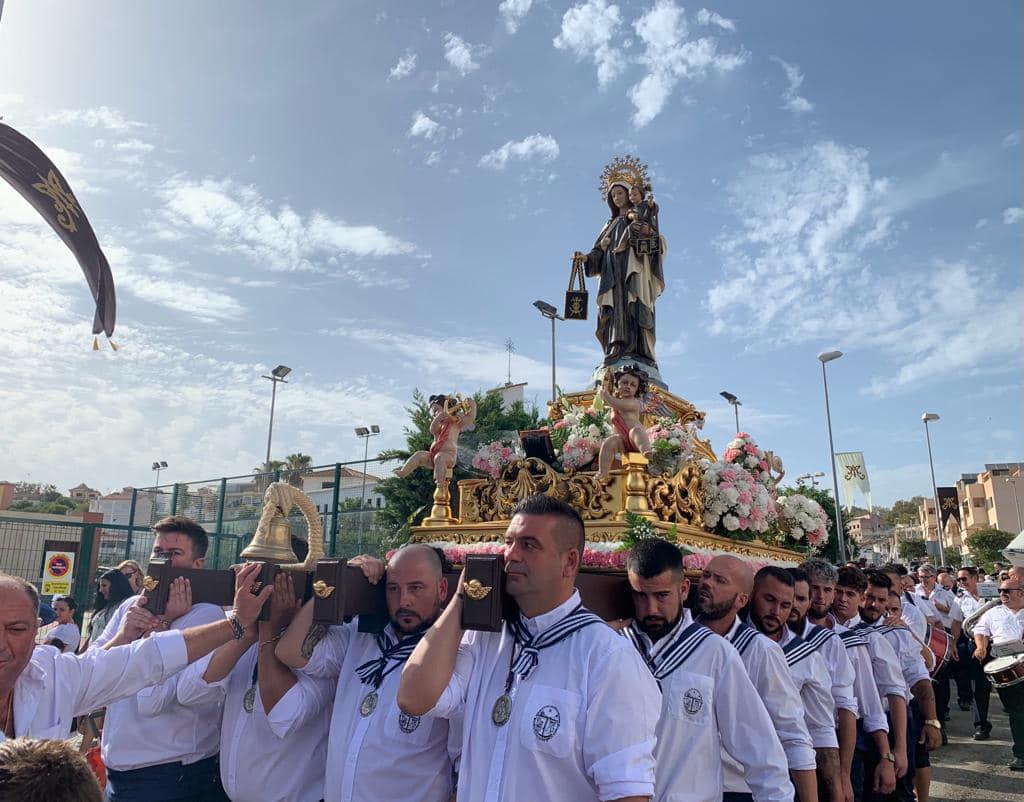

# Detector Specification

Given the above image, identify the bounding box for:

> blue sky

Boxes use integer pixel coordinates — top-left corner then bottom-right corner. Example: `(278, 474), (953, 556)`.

(0, 0), (1020, 506)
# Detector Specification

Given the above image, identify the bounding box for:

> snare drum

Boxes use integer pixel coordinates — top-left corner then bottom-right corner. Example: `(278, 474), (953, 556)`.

(983, 654), (1024, 689)
(926, 625), (953, 677)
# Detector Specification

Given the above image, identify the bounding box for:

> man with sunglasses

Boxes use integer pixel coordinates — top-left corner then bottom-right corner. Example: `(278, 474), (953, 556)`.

(954, 567), (991, 736)
(972, 577), (1024, 771)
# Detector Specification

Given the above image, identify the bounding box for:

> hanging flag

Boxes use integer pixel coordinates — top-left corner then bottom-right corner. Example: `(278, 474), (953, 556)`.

(835, 451), (872, 513)
(0, 122), (117, 342)
(937, 486), (960, 531)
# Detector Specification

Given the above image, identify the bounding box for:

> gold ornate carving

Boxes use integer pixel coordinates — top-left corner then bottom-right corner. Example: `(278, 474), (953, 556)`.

(312, 580), (335, 599)
(32, 169), (82, 233)
(600, 154), (649, 196)
(462, 579), (492, 600)
(141, 575), (158, 592)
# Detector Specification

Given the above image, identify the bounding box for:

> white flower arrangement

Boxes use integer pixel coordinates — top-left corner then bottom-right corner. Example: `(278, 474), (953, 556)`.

(470, 440), (522, 479)
(702, 460), (774, 538)
(646, 416), (696, 475)
(776, 493), (829, 548)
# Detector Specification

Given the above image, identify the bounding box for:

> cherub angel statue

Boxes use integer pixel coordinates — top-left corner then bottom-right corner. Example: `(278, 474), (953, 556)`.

(595, 365), (653, 480)
(394, 394), (478, 488)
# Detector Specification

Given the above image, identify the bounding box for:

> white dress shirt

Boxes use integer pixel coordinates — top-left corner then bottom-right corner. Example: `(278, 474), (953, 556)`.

(898, 597), (928, 642)
(298, 619), (455, 802)
(721, 618), (816, 795)
(843, 614), (907, 707)
(860, 619), (930, 700)
(779, 625), (839, 749)
(5, 633), (186, 741)
(797, 618), (857, 720)
(917, 585), (957, 629)
(92, 597), (226, 771)
(627, 610), (792, 802)
(957, 592), (987, 622)
(44, 622), (81, 653)
(823, 618), (888, 735)
(430, 590), (661, 802)
(975, 605), (1024, 644)
(177, 645), (334, 802)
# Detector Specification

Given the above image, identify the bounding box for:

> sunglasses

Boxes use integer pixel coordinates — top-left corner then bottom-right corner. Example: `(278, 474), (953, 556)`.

(997, 587), (1022, 595)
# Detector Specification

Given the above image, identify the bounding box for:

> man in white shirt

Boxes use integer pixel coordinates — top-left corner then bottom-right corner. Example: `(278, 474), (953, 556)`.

(748, 567), (839, 800)
(276, 544), (458, 802)
(623, 538), (793, 802)
(694, 555), (818, 802)
(0, 564), (273, 743)
(973, 577), (1024, 771)
(879, 566), (926, 643)
(399, 495), (661, 802)
(952, 565), (993, 738)
(916, 564), (957, 730)
(179, 562), (334, 802)
(44, 595), (81, 653)
(91, 516), (230, 801)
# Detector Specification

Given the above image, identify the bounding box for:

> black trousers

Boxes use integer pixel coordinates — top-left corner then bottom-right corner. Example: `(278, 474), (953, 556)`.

(955, 635), (992, 728)
(933, 660), (951, 723)
(996, 680), (1024, 760)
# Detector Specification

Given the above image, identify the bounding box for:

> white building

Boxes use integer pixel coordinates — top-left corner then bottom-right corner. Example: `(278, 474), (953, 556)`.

(301, 467), (386, 514)
(89, 488), (154, 527)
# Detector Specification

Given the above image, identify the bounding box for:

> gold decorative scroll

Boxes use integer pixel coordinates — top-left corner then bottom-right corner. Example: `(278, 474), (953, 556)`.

(32, 169), (82, 233)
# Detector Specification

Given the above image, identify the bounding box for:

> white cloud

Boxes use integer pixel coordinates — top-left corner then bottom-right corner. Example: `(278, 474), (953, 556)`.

(0, 92), (25, 107)
(695, 8), (736, 31)
(443, 33), (486, 76)
(1001, 206), (1024, 224)
(478, 134), (560, 170)
(499, 0), (534, 34)
(629, 0), (748, 127)
(155, 176), (420, 280)
(112, 139), (155, 153)
(553, 0), (625, 88)
(43, 106), (147, 132)
(1002, 130), (1021, 148)
(408, 111), (444, 141)
(975, 218), (989, 229)
(388, 50), (418, 80)
(770, 56), (813, 114)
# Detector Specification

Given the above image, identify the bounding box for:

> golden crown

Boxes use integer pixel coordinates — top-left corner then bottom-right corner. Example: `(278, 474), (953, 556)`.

(599, 154), (650, 197)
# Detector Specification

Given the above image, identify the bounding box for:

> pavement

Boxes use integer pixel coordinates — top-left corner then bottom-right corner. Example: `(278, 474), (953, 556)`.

(929, 692), (1021, 802)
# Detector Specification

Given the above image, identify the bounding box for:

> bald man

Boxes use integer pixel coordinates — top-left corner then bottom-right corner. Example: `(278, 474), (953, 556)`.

(277, 546), (456, 802)
(696, 555), (818, 802)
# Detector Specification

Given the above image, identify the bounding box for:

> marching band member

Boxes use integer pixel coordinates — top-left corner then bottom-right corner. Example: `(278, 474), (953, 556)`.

(860, 571), (942, 802)
(90, 517), (230, 802)
(832, 567), (908, 802)
(398, 495), (661, 802)
(0, 565), (272, 742)
(177, 570), (333, 802)
(953, 566), (992, 738)
(623, 539), (793, 802)
(879, 566), (926, 643)
(748, 568), (840, 799)
(803, 561), (894, 801)
(973, 574), (1024, 772)
(276, 545), (458, 802)
(915, 564), (958, 734)
(694, 555), (818, 802)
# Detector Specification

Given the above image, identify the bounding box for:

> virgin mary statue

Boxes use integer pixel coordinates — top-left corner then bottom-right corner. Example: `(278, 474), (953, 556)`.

(583, 155), (665, 373)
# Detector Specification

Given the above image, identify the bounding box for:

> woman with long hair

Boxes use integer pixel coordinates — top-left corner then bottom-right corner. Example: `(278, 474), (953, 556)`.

(117, 559), (144, 594)
(86, 568), (135, 646)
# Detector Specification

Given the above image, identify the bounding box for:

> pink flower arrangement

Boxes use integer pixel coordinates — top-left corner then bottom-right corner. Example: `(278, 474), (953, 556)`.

(471, 440), (521, 479)
(722, 432), (772, 489)
(702, 459), (775, 538)
(776, 494), (829, 548)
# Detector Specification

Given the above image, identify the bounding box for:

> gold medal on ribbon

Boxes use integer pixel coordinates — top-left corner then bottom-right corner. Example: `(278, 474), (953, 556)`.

(491, 693), (512, 726)
(360, 690), (379, 717)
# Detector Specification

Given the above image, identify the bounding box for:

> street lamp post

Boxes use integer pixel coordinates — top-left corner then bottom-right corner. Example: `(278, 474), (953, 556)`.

(354, 425), (381, 552)
(818, 350), (848, 563)
(533, 300), (563, 403)
(261, 365), (291, 471)
(921, 412), (945, 565)
(151, 460), (167, 487)
(719, 391), (742, 433)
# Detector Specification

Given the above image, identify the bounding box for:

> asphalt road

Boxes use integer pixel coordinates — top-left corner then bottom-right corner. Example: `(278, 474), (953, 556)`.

(930, 690), (1021, 802)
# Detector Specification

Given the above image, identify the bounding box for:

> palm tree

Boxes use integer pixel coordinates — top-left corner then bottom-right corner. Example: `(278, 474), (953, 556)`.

(253, 460), (285, 493)
(284, 453), (313, 488)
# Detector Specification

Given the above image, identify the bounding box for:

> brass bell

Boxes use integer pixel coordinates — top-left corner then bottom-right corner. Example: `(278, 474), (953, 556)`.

(240, 509), (298, 564)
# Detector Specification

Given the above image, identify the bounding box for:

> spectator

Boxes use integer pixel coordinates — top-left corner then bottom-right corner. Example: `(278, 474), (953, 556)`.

(117, 560), (144, 594)
(86, 569), (134, 647)
(44, 595), (82, 654)
(0, 737), (103, 801)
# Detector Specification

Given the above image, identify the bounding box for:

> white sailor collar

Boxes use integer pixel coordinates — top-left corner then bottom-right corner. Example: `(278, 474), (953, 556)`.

(520, 589), (582, 638)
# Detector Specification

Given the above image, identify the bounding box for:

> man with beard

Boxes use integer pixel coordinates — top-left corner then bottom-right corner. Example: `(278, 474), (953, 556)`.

(398, 495), (660, 802)
(277, 545), (457, 802)
(802, 560), (893, 801)
(860, 572), (941, 802)
(694, 555), (818, 802)
(623, 539), (792, 802)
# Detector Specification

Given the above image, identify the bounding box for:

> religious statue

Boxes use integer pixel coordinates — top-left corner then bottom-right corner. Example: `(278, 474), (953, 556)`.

(583, 155), (665, 371)
(394, 394), (478, 488)
(595, 365), (653, 480)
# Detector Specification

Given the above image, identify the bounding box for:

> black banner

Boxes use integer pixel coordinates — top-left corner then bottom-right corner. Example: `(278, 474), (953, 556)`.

(0, 122), (116, 337)
(937, 486), (960, 531)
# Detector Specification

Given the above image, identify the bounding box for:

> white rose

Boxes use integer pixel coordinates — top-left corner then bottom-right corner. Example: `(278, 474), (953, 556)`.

(723, 515), (740, 531)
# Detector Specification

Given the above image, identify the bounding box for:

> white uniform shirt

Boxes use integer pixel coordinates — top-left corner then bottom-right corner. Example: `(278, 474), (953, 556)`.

(721, 618), (816, 794)
(430, 590), (661, 802)
(627, 610), (792, 802)
(844, 614), (907, 706)
(917, 585), (957, 629)
(779, 625), (839, 749)
(898, 597), (928, 642)
(177, 645), (334, 802)
(44, 622), (81, 653)
(909, 591), (939, 625)
(957, 592), (987, 622)
(298, 619), (454, 802)
(92, 597), (226, 771)
(5, 632), (186, 741)
(975, 605), (1024, 644)
(822, 618), (888, 735)
(860, 619), (930, 700)
(797, 618), (857, 720)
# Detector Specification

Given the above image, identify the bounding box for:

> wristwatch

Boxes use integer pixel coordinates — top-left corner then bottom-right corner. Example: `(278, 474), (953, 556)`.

(880, 752), (895, 763)
(924, 719), (942, 730)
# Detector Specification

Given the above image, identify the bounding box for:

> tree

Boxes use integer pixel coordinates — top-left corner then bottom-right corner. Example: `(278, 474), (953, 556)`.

(897, 540), (928, 562)
(966, 527), (1015, 571)
(777, 485), (846, 563)
(886, 497), (925, 527)
(374, 389), (543, 539)
(283, 453), (313, 487)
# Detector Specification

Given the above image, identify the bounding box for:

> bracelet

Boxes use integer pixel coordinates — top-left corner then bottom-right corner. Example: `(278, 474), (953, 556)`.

(259, 634), (281, 649)
(228, 614), (247, 641)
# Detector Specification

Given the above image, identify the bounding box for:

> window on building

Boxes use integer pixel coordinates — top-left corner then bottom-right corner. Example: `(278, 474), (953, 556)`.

(321, 481), (335, 490)
(974, 499), (985, 507)
(376, 497), (382, 508)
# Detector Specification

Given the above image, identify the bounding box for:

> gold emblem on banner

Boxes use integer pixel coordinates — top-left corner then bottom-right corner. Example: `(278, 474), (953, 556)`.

(32, 169), (82, 233)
